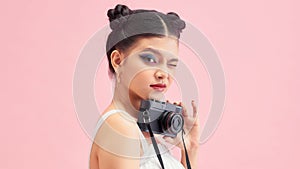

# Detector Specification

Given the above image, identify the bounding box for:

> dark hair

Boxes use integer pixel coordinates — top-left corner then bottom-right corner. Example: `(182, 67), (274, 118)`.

(106, 4), (186, 74)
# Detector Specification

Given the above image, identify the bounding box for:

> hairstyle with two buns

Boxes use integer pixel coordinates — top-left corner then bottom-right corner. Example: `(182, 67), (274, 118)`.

(106, 4), (186, 74)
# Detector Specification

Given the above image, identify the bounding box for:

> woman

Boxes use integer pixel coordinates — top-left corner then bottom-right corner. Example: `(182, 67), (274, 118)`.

(89, 4), (200, 169)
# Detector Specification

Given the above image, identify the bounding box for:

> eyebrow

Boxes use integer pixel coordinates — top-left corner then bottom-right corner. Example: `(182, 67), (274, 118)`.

(142, 47), (179, 62)
(168, 58), (179, 62)
(142, 48), (162, 56)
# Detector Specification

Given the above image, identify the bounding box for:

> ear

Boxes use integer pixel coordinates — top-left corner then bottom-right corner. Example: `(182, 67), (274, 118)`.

(110, 50), (125, 72)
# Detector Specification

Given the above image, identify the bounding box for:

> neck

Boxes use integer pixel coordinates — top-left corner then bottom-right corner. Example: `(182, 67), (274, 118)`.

(111, 81), (141, 120)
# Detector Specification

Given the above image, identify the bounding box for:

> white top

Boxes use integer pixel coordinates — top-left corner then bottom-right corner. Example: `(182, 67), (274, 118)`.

(92, 109), (185, 169)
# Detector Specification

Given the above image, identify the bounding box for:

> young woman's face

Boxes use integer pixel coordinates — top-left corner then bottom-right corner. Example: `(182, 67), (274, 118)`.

(118, 36), (179, 101)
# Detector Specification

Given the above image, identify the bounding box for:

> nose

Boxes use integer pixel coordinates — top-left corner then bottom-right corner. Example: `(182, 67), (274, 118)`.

(155, 69), (168, 80)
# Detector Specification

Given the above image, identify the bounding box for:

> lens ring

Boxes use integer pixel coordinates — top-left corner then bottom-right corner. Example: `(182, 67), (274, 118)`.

(170, 114), (183, 134)
(161, 111), (170, 132)
(163, 112), (184, 135)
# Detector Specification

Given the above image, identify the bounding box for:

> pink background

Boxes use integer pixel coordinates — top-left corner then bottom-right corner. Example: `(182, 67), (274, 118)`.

(1, 0), (299, 169)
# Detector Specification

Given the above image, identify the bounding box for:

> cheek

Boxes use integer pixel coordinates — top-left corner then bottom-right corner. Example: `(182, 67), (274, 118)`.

(169, 77), (174, 85)
(129, 71), (154, 90)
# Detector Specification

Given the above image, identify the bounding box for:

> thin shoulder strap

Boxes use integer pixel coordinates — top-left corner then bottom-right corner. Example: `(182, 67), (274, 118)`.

(137, 129), (149, 154)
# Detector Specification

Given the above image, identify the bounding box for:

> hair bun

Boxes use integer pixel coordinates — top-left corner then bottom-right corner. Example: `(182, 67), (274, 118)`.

(167, 12), (186, 31)
(167, 12), (180, 18)
(107, 4), (132, 30)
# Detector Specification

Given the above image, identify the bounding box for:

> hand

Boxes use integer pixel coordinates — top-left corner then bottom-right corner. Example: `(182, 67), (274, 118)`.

(163, 100), (201, 151)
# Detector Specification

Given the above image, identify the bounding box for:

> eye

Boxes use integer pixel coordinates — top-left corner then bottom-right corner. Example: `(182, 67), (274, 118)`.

(168, 64), (177, 67)
(139, 53), (157, 63)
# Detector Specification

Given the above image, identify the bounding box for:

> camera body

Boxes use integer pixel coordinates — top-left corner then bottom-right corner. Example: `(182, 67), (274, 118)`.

(137, 99), (184, 138)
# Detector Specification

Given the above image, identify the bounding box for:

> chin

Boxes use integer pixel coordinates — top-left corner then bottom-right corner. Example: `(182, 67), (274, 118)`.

(147, 93), (166, 101)
(130, 88), (167, 102)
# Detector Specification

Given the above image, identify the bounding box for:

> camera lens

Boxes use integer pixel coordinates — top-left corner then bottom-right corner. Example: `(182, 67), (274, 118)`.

(162, 112), (184, 135)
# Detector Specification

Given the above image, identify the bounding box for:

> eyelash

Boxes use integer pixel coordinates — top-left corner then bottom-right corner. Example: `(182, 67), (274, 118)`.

(139, 53), (178, 68)
(168, 64), (177, 67)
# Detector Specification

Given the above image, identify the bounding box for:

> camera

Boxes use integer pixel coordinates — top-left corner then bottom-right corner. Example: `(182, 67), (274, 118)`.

(137, 99), (184, 138)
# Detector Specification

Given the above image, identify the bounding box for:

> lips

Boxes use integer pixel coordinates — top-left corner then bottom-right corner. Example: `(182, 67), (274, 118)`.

(150, 84), (166, 88)
(150, 83), (166, 92)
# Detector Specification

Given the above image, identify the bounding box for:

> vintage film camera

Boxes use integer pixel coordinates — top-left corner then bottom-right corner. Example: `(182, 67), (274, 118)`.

(137, 99), (184, 138)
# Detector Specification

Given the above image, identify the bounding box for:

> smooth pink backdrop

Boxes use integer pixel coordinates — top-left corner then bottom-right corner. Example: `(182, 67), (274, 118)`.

(1, 0), (299, 169)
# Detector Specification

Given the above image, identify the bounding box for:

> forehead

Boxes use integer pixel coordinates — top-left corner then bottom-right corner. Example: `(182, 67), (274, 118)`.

(126, 36), (179, 58)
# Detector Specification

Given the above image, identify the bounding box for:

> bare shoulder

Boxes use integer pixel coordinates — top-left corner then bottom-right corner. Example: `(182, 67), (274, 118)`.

(105, 111), (140, 137)
(90, 111), (141, 169)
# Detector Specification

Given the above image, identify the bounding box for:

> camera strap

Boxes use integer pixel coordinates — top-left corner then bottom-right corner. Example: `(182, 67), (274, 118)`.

(182, 129), (192, 169)
(146, 123), (165, 169)
(146, 123), (192, 169)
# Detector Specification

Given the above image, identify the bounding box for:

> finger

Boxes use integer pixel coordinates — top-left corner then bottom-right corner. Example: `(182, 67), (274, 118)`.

(191, 100), (198, 118)
(179, 102), (188, 117)
(162, 136), (174, 143)
(191, 100), (201, 127)
(163, 135), (183, 149)
(163, 136), (176, 145)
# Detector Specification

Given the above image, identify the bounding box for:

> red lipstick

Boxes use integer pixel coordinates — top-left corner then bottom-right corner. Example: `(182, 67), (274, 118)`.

(150, 83), (166, 92)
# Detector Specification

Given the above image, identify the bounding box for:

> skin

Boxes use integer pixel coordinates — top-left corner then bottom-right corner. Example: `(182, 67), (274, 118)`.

(89, 36), (200, 169)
